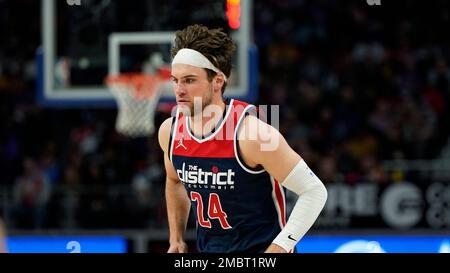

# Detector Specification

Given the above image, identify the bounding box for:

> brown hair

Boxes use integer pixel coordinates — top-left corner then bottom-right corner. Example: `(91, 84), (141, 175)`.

(171, 24), (236, 94)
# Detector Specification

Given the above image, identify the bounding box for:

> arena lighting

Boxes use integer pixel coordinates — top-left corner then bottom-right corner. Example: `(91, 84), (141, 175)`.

(226, 0), (241, 29)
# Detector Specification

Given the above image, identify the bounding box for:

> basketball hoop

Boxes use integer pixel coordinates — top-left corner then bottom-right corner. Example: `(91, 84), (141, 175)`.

(106, 69), (170, 137)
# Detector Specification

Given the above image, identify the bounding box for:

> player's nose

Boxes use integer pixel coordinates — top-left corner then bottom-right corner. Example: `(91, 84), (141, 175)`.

(173, 82), (187, 96)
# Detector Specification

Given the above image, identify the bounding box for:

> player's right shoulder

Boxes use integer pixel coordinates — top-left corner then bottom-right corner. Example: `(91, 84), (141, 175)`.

(158, 116), (174, 153)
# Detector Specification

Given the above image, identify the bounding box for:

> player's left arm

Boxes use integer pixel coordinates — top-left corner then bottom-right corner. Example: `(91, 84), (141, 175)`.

(238, 115), (328, 253)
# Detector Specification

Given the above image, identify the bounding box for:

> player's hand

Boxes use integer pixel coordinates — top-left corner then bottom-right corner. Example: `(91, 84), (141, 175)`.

(264, 243), (288, 253)
(167, 242), (188, 253)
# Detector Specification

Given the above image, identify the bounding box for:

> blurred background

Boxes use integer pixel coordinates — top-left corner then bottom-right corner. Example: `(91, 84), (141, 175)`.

(0, 0), (449, 253)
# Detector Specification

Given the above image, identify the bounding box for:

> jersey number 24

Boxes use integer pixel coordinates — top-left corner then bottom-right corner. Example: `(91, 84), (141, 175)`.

(190, 191), (232, 229)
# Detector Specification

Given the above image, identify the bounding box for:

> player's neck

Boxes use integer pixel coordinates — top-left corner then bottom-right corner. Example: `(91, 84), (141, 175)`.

(190, 99), (226, 137)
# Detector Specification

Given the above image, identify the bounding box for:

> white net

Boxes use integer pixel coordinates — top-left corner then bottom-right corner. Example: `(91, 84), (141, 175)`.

(106, 73), (166, 137)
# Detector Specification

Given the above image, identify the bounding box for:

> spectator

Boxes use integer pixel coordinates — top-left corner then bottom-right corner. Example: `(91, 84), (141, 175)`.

(12, 157), (51, 229)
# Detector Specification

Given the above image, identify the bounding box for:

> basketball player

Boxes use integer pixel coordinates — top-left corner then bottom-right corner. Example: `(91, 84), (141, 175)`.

(158, 25), (327, 253)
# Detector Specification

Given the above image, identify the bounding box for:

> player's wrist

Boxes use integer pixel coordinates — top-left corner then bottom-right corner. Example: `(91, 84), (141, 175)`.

(265, 243), (288, 253)
(169, 237), (187, 245)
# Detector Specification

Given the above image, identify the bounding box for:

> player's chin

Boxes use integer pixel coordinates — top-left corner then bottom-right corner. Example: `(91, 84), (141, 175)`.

(177, 104), (193, 116)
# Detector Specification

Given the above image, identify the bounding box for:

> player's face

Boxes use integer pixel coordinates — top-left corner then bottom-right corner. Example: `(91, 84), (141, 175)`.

(171, 63), (213, 116)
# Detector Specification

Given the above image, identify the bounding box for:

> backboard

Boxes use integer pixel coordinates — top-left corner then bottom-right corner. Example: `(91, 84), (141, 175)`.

(38, 0), (258, 107)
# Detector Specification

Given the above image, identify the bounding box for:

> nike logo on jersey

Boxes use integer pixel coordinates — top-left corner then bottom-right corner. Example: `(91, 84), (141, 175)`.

(288, 234), (297, 241)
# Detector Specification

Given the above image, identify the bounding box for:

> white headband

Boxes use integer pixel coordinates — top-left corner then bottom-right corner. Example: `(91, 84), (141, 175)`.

(172, 48), (227, 82)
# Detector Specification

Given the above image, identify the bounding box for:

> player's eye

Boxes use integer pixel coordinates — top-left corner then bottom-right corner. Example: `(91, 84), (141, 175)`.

(185, 78), (195, 84)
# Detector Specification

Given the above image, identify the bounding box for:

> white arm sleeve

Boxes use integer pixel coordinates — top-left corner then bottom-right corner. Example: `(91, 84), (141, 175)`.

(272, 159), (328, 252)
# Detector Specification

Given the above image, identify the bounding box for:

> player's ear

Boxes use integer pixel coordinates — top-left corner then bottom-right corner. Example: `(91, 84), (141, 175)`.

(214, 74), (225, 93)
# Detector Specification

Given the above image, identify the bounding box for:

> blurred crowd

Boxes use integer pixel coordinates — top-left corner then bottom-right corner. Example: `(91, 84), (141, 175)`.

(254, 0), (450, 185)
(0, 0), (449, 229)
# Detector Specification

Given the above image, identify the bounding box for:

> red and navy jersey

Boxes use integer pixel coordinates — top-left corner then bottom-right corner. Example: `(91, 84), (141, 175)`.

(168, 99), (286, 253)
